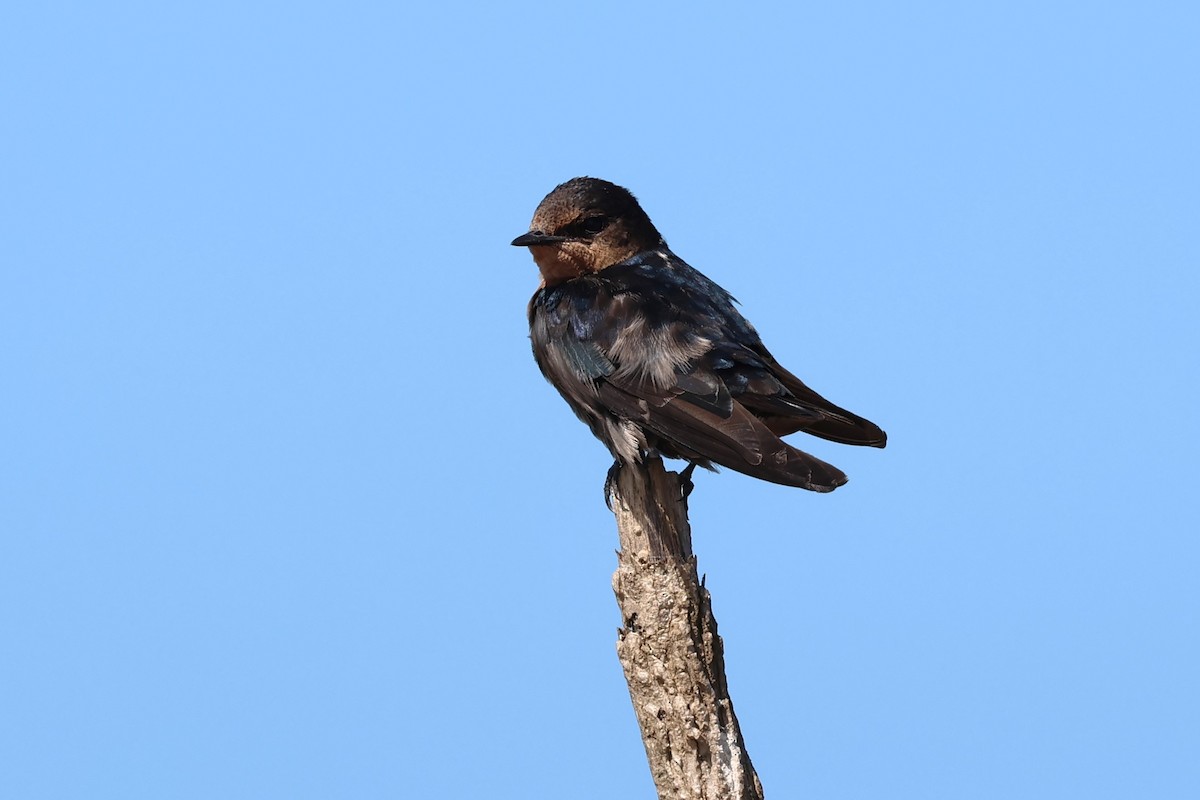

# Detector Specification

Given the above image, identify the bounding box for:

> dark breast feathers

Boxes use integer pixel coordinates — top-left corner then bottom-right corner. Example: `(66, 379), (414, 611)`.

(528, 251), (885, 491)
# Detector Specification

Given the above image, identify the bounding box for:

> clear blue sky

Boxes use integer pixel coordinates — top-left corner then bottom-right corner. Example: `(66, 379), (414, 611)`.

(3, 2), (1197, 798)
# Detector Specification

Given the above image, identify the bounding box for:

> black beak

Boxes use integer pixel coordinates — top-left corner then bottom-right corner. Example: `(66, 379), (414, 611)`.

(511, 231), (568, 247)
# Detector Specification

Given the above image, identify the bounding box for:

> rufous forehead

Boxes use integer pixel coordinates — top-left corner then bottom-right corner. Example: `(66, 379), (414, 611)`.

(530, 196), (583, 232)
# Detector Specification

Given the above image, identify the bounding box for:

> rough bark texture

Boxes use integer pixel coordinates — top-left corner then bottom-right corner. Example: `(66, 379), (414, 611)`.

(610, 458), (764, 800)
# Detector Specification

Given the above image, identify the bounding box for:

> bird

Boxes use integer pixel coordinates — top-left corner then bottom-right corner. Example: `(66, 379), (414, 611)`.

(512, 177), (885, 494)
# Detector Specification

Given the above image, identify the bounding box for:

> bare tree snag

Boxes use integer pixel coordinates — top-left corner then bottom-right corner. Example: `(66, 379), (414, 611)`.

(609, 457), (764, 800)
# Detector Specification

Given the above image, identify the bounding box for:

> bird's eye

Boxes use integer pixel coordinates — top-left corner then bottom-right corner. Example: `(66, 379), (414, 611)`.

(581, 216), (609, 234)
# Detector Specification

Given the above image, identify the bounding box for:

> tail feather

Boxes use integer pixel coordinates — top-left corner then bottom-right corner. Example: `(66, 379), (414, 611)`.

(738, 439), (848, 492)
(754, 360), (887, 448)
(599, 382), (849, 491)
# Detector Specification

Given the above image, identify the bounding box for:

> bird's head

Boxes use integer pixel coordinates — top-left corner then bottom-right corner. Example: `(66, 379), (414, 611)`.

(512, 177), (665, 285)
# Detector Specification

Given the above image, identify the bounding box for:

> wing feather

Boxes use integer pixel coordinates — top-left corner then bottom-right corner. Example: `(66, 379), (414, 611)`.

(528, 253), (883, 491)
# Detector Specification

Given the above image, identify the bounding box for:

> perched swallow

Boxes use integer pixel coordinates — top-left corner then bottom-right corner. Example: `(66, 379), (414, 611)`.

(513, 177), (885, 492)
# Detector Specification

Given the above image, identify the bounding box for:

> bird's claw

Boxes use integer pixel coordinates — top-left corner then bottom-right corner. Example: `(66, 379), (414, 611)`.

(604, 461), (622, 510)
(679, 461), (697, 499)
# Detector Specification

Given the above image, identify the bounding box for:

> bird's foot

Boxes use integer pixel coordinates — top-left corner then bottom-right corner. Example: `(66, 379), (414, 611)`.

(604, 461), (623, 510)
(679, 461), (698, 499)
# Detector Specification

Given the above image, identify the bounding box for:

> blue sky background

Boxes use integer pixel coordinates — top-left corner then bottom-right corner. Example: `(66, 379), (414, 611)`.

(3, 2), (1197, 798)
